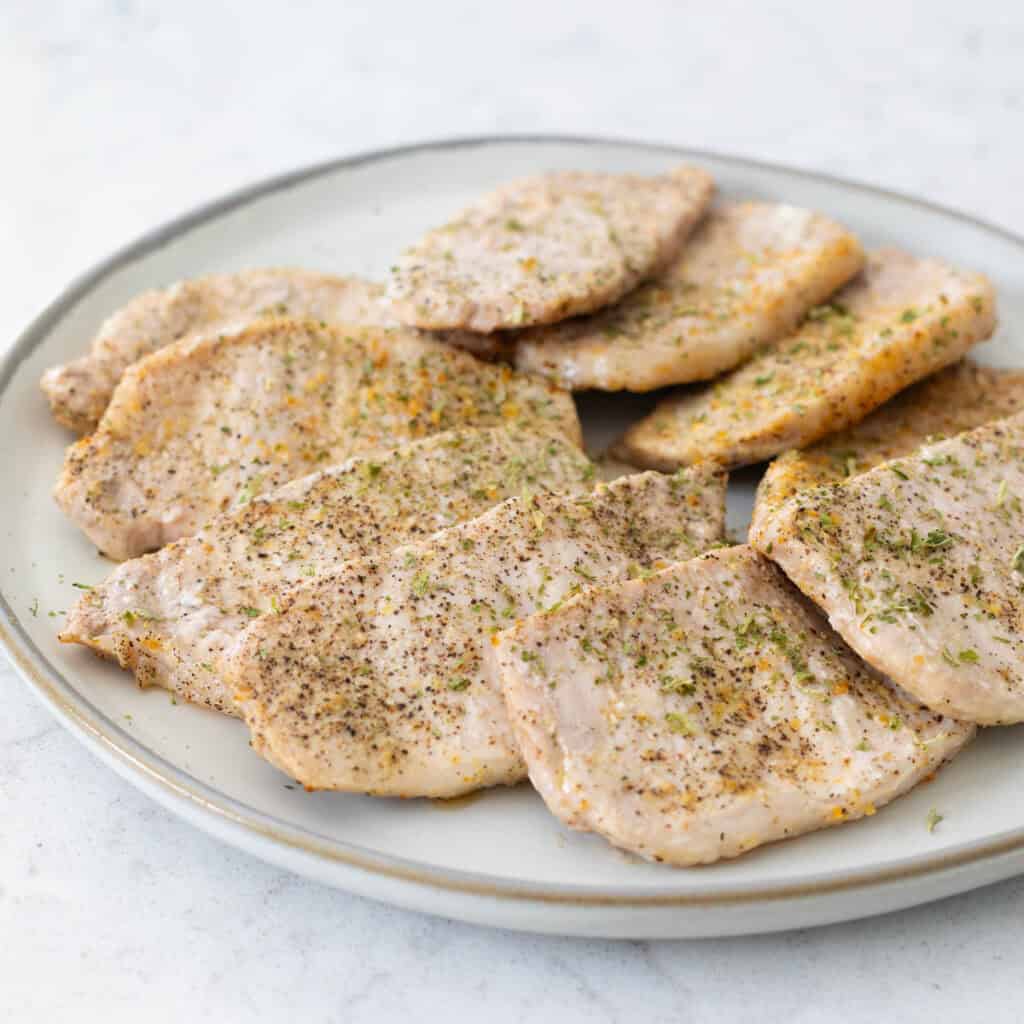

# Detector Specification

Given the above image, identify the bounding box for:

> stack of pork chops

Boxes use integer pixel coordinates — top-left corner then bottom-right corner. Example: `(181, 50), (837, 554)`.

(46, 163), (1024, 867)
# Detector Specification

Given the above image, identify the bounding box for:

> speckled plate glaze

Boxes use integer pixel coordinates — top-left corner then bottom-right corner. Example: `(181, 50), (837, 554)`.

(3, 137), (1024, 939)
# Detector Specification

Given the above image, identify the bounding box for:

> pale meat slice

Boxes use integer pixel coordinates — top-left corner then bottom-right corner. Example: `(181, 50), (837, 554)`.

(40, 270), (395, 434)
(59, 428), (595, 714)
(226, 466), (727, 797)
(388, 165), (715, 332)
(493, 545), (972, 866)
(55, 317), (581, 561)
(515, 202), (864, 391)
(616, 249), (997, 470)
(752, 413), (1024, 725)
(752, 361), (1024, 531)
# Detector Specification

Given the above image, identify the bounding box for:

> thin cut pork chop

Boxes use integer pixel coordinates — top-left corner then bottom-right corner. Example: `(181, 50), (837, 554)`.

(388, 166), (714, 332)
(516, 202), (864, 391)
(226, 466), (727, 797)
(752, 361), (1024, 531)
(752, 413), (1024, 724)
(60, 428), (595, 713)
(493, 545), (972, 866)
(616, 249), (997, 470)
(55, 317), (581, 561)
(41, 270), (393, 434)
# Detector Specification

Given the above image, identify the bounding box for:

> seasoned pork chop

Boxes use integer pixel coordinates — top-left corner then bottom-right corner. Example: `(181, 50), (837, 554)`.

(752, 361), (1024, 531)
(55, 317), (580, 561)
(616, 249), (997, 470)
(227, 466), (727, 797)
(41, 270), (394, 434)
(60, 428), (595, 713)
(388, 166), (714, 332)
(494, 545), (971, 865)
(752, 413), (1024, 724)
(516, 202), (864, 391)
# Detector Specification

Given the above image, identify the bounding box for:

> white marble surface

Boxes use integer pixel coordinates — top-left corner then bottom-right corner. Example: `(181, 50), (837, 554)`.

(2, 1), (1023, 1019)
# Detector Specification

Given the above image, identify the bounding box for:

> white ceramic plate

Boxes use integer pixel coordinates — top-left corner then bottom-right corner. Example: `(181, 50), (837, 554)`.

(4, 137), (1024, 939)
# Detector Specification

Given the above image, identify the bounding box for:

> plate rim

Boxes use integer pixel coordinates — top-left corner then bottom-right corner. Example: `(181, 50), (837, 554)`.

(5, 132), (1024, 913)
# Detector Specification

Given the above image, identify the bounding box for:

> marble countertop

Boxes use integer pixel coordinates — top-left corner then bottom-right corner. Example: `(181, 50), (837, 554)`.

(3, 2), (1023, 1020)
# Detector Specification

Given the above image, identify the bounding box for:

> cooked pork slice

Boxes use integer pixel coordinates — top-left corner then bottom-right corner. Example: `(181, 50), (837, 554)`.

(752, 413), (1024, 724)
(59, 428), (595, 713)
(516, 202), (864, 391)
(388, 165), (714, 332)
(55, 317), (581, 561)
(494, 545), (972, 866)
(41, 270), (395, 434)
(752, 361), (1024, 531)
(616, 250), (997, 470)
(227, 466), (727, 797)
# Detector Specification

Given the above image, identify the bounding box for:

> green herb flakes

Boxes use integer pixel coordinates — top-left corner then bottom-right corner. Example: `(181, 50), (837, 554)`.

(665, 712), (696, 736)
